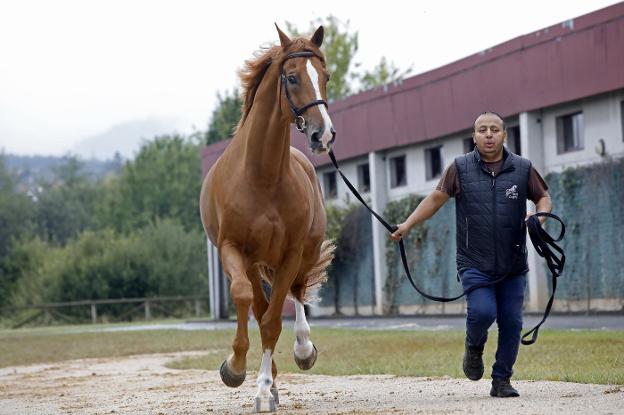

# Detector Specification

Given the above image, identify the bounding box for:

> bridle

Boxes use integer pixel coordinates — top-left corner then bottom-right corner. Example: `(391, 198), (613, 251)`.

(280, 51), (328, 132)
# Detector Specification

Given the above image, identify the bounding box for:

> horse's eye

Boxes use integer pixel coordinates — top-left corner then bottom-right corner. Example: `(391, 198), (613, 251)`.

(326, 73), (331, 82)
(287, 75), (297, 85)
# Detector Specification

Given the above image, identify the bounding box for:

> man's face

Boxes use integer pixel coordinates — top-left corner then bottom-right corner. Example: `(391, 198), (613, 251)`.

(472, 114), (507, 159)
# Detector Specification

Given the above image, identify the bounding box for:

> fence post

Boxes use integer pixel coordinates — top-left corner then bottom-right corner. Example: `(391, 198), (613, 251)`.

(194, 299), (201, 317)
(91, 303), (97, 324)
(145, 300), (151, 320)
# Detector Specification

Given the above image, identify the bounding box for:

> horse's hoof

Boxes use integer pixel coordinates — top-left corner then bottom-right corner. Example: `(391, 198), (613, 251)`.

(255, 395), (276, 413)
(270, 384), (279, 405)
(219, 360), (245, 387)
(294, 344), (317, 370)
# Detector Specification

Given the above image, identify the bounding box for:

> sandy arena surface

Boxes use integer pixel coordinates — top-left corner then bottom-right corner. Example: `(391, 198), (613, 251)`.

(0, 352), (622, 415)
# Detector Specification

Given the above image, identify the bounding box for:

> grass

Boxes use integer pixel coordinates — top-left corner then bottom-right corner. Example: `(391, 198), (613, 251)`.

(0, 324), (622, 385)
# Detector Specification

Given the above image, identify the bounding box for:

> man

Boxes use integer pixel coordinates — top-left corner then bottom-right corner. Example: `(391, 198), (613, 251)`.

(390, 112), (552, 397)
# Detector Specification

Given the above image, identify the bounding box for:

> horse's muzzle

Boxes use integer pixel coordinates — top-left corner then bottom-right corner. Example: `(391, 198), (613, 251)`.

(307, 125), (335, 153)
(327, 127), (336, 147)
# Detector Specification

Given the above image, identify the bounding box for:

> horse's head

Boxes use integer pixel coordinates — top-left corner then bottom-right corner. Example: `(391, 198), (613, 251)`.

(276, 25), (336, 154)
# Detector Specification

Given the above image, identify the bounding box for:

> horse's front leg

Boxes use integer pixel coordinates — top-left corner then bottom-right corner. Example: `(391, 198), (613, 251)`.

(219, 241), (252, 387)
(249, 266), (279, 404)
(293, 299), (317, 370)
(255, 250), (302, 412)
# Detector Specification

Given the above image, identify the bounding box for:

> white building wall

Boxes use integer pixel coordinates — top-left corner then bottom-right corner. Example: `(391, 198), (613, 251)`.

(542, 90), (624, 173)
(520, 111), (548, 311)
(369, 152), (389, 315)
(385, 134), (469, 202)
(313, 88), (624, 315)
(318, 156), (368, 207)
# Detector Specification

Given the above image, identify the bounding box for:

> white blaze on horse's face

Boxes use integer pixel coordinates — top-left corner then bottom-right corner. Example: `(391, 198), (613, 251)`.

(305, 59), (335, 153)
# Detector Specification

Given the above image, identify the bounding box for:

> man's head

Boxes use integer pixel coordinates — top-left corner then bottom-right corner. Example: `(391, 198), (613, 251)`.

(472, 111), (507, 161)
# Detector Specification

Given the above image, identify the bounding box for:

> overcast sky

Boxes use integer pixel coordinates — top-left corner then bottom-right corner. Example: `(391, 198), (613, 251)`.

(0, 0), (621, 158)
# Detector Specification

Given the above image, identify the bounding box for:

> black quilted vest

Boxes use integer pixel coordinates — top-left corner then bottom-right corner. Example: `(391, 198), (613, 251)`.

(455, 148), (531, 277)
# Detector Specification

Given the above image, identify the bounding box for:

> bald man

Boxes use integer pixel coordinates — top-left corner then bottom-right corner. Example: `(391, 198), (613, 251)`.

(391, 111), (552, 397)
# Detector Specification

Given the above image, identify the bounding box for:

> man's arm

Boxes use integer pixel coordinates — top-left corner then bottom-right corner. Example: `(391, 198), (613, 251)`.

(390, 190), (449, 240)
(526, 192), (552, 225)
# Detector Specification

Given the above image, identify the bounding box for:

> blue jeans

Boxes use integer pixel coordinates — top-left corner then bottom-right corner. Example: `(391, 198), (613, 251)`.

(460, 267), (527, 380)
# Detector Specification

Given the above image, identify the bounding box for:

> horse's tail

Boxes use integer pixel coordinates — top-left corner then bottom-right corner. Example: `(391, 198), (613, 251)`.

(303, 239), (336, 303)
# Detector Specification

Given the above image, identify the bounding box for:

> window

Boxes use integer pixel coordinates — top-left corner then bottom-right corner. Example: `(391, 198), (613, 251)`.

(556, 112), (584, 153)
(389, 155), (406, 188)
(425, 146), (443, 181)
(323, 171), (337, 199)
(463, 137), (474, 154)
(357, 163), (370, 192)
(506, 125), (521, 155)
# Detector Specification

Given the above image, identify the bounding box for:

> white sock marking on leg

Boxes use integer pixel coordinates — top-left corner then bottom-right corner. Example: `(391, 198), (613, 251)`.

(255, 349), (274, 399)
(293, 300), (314, 358)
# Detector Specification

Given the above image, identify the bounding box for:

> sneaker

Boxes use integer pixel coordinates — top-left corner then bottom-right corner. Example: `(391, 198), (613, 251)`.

(462, 340), (484, 381)
(490, 378), (520, 397)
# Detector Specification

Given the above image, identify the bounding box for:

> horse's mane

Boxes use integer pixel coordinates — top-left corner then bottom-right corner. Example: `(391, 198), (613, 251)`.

(235, 38), (320, 133)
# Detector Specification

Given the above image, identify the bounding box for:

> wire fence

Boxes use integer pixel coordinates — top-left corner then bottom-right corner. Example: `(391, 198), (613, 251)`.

(1, 296), (210, 328)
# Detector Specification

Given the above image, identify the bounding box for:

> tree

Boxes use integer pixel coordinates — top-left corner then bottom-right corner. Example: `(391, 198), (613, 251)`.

(0, 157), (33, 257)
(98, 134), (203, 233)
(0, 136), (211, 312)
(286, 15), (359, 101)
(357, 56), (412, 91)
(0, 157), (34, 307)
(32, 156), (101, 245)
(206, 89), (242, 145)
(286, 15), (412, 99)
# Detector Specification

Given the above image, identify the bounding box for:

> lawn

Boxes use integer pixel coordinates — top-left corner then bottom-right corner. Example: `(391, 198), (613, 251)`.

(0, 324), (622, 385)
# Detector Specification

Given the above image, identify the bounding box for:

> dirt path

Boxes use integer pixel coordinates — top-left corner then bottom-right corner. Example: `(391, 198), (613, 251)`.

(0, 352), (622, 414)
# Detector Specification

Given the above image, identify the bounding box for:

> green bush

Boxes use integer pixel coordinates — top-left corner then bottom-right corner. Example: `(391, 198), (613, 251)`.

(9, 221), (207, 312)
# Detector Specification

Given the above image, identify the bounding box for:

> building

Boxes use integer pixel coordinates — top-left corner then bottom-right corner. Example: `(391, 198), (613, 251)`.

(202, 3), (624, 318)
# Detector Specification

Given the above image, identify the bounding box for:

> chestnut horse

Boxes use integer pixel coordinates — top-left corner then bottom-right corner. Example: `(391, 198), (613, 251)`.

(199, 25), (335, 412)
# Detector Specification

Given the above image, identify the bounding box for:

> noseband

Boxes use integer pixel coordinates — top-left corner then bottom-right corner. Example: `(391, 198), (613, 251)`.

(280, 51), (328, 132)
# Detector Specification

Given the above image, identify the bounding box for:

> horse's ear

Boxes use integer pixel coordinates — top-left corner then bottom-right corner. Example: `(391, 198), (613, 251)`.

(310, 25), (324, 48)
(275, 23), (292, 50)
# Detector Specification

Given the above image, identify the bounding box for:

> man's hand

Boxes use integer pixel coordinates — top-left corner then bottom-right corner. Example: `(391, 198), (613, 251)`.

(388, 190), (449, 242)
(527, 194), (552, 226)
(390, 222), (411, 241)
(525, 212), (546, 226)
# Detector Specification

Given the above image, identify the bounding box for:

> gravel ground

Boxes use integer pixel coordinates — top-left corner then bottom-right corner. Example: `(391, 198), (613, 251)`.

(0, 352), (622, 415)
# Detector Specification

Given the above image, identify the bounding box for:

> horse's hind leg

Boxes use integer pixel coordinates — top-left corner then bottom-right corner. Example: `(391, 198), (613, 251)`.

(219, 242), (252, 387)
(291, 286), (317, 370)
(249, 266), (279, 404)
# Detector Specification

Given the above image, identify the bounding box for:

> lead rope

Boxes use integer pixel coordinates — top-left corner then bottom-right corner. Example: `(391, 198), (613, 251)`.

(327, 150), (565, 345)
(521, 211), (565, 344)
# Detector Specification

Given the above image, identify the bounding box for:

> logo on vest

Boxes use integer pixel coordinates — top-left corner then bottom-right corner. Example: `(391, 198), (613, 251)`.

(505, 185), (518, 199)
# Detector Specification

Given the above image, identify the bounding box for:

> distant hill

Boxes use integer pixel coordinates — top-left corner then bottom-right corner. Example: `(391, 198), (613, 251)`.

(2, 116), (199, 191)
(72, 117), (185, 160)
(2, 153), (123, 192)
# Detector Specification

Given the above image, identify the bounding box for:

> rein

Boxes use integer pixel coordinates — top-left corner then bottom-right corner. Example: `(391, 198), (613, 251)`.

(327, 150), (565, 345)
